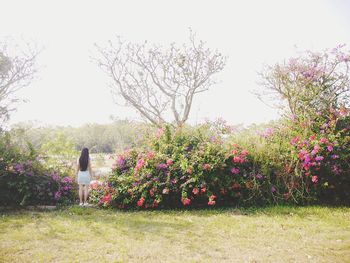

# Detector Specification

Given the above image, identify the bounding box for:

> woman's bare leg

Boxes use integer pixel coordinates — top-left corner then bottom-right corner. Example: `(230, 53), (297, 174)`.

(84, 184), (89, 203)
(79, 184), (83, 204)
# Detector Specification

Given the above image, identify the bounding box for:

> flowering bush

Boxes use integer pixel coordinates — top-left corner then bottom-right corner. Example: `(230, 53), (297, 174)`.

(0, 132), (77, 206)
(89, 125), (275, 209)
(90, 105), (349, 209)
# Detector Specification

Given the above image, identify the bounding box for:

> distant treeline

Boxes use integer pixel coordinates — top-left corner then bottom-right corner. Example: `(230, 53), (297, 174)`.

(10, 120), (155, 153)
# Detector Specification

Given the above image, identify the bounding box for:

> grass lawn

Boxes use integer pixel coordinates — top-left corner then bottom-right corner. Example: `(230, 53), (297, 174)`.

(0, 206), (349, 262)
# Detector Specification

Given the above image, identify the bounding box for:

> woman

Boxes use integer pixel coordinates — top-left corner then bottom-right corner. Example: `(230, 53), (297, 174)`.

(77, 148), (93, 206)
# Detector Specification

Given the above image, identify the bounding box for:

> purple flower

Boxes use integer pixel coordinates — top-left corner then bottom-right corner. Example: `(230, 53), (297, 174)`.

(132, 181), (141, 187)
(62, 177), (73, 183)
(157, 163), (168, 170)
(271, 186), (277, 193)
(255, 174), (263, 180)
(116, 156), (126, 168)
(315, 156), (324, 162)
(230, 167), (240, 174)
(14, 163), (25, 173)
(54, 191), (61, 200)
(331, 154), (339, 159)
(51, 172), (60, 181)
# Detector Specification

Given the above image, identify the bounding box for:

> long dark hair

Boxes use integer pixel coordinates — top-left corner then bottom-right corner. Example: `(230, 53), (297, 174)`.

(79, 148), (89, 171)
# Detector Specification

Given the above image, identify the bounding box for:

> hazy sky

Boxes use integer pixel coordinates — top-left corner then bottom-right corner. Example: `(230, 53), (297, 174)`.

(1, 0), (349, 127)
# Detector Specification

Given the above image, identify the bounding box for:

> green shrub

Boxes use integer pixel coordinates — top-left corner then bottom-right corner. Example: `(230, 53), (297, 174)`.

(0, 132), (77, 206)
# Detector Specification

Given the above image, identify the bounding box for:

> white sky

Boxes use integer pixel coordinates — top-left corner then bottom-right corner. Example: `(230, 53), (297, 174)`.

(1, 0), (349, 127)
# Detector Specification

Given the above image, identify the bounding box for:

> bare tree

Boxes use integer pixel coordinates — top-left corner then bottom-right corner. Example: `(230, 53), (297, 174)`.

(95, 30), (226, 127)
(0, 39), (39, 125)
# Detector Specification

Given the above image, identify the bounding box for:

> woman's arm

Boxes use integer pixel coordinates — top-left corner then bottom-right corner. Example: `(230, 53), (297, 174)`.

(76, 159), (80, 174)
(88, 160), (93, 179)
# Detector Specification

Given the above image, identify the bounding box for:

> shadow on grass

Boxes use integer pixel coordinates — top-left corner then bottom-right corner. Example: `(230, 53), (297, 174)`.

(2, 203), (349, 219)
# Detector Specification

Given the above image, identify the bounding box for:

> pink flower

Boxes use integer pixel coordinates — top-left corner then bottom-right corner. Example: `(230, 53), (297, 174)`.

(233, 156), (243, 163)
(90, 180), (101, 190)
(192, 188), (199, 195)
(315, 156), (324, 162)
(181, 197), (191, 206)
(166, 159), (174, 166)
(231, 167), (240, 174)
(327, 145), (333, 152)
(241, 150), (249, 156)
(231, 149), (238, 155)
(137, 197), (145, 207)
(201, 187), (206, 193)
(208, 200), (216, 206)
(147, 151), (155, 159)
(320, 137), (328, 144)
(311, 145), (321, 155)
(209, 195), (217, 200)
(290, 136), (300, 146)
(101, 194), (112, 204)
(135, 158), (146, 171)
(152, 200), (160, 208)
(309, 135), (316, 141)
(162, 188), (169, 194)
(149, 188), (155, 197)
(311, 176), (318, 184)
(203, 163), (211, 170)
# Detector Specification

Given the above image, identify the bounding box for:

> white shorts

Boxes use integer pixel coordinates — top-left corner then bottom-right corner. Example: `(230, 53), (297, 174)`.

(77, 170), (91, 185)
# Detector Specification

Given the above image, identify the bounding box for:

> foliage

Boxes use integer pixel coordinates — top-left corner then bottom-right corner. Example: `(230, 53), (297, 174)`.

(90, 106), (349, 209)
(10, 119), (152, 153)
(0, 132), (77, 206)
(40, 132), (77, 177)
(90, 125), (275, 208)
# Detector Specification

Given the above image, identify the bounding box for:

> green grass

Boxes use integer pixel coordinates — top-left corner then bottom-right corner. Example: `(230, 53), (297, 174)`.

(1, 206), (349, 262)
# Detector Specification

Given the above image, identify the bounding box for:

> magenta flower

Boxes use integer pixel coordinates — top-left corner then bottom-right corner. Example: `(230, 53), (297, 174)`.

(54, 191), (61, 200)
(157, 163), (168, 170)
(255, 174), (263, 180)
(290, 136), (300, 146)
(327, 145), (333, 152)
(62, 177), (73, 183)
(315, 156), (324, 162)
(230, 167), (240, 174)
